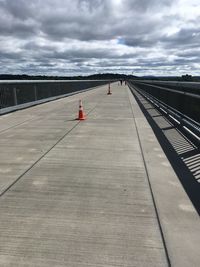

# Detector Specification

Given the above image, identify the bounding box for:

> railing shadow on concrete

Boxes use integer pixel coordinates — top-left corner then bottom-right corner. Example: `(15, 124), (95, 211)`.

(130, 88), (200, 215)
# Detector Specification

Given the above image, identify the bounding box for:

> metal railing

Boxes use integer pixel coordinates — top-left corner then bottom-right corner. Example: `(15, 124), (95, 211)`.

(128, 81), (200, 143)
(129, 80), (200, 123)
(0, 80), (109, 114)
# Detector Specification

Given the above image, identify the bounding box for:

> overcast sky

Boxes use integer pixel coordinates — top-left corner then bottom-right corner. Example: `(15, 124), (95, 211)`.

(0, 0), (199, 76)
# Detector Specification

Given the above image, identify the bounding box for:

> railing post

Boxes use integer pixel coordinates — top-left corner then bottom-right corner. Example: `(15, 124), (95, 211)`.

(13, 87), (18, 106)
(34, 85), (37, 101)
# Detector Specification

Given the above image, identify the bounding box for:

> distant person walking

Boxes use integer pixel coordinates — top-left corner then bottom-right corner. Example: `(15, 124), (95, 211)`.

(120, 80), (122, 85)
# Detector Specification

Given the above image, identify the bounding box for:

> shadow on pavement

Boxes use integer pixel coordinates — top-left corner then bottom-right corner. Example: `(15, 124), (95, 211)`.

(131, 88), (200, 215)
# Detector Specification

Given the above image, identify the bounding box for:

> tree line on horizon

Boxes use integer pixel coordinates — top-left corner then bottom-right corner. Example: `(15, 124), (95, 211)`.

(0, 73), (199, 82)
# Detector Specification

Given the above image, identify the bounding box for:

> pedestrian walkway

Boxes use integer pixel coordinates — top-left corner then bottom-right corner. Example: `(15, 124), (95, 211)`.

(0, 83), (199, 266)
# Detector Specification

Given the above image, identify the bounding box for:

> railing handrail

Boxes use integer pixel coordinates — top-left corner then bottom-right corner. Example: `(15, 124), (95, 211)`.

(0, 79), (115, 84)
(130, 79), (200, 87)
(133, 81), (200, 100)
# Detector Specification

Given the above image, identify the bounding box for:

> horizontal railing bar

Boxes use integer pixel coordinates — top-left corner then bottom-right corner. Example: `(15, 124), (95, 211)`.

(135, 81), (200, 100)
(131, 79), (200, 89)
(0, 79), (115, 84)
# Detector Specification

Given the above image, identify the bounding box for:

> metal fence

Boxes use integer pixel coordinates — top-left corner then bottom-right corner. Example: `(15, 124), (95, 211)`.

(0, 80), (108, 112)
(130, 80), (200, 123)
(129, 80), (200, 143)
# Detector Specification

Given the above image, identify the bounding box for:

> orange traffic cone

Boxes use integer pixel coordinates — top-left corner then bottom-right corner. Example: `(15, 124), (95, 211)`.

(107, 83), (112, 95)
(77, 100), (86, 120)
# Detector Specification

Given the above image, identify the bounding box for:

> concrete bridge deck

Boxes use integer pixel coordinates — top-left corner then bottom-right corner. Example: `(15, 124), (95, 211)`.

(0, 83), (199, 266)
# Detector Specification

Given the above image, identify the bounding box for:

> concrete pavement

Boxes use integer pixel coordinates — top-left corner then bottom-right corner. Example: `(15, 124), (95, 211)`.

(0, 83), (199, 266)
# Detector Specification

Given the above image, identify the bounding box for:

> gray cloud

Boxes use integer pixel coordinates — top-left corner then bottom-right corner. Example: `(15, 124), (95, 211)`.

(0, 0), (199, 76)
(124, 0), (172, 12)
(2, 0), (35, 20)
(161, 27), (200, 48)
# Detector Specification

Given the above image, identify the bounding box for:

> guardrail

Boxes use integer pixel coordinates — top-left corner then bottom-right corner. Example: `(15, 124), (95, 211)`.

(0, 80), (109, 115)
(128, 81), (200, 144)
(130, 80), (200, 123)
